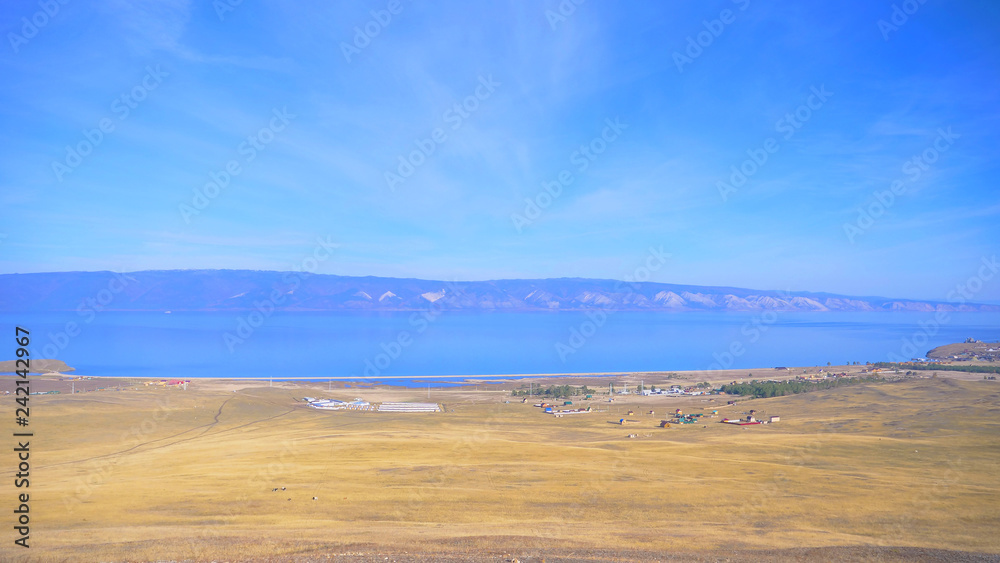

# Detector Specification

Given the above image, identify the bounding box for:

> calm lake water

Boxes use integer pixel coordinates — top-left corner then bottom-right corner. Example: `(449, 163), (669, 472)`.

(4, 311), (998, 384)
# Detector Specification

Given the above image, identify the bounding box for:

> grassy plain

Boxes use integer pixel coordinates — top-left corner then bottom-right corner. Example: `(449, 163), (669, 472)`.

(1, 374), (999, 561)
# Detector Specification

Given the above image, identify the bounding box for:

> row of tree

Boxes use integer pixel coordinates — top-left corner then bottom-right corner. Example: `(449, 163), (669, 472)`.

(511, 385), (594, 398)
(872, 361), (1000, 374)
(719, 375), (883, 398)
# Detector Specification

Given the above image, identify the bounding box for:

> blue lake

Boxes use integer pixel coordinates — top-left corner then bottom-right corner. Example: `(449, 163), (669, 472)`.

(4, 310), (998, 384)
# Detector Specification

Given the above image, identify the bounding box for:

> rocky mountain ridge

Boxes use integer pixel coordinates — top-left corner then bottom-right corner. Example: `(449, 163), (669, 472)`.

(2, 270), (996, 313)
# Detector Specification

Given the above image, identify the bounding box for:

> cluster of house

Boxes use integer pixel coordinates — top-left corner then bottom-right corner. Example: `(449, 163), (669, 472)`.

(796, 372), (853, 381)
(533, 401), (591, 416)
(143, 379), (190, 387)
(721, 409), (780, 426)
(660, 408), (714, 426)
(946, 348), (1000, 362)
(639, 385), (706, 396)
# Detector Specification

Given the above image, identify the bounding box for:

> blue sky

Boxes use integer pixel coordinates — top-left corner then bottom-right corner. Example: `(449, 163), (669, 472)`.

(1, 0), (998, 302)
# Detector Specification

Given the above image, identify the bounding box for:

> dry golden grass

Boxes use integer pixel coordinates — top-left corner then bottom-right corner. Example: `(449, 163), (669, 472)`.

(2, 376), (999, 561)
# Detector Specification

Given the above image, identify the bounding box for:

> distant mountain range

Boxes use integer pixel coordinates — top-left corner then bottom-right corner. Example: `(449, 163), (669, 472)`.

(1, 270), (996, 313)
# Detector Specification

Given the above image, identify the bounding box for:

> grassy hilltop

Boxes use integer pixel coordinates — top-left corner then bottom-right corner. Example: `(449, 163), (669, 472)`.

(1, 375), (999, 561)
(0, 359), (73, 374)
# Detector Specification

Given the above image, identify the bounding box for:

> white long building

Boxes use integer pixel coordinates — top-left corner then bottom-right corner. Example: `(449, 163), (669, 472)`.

(377, 402), (440, 413)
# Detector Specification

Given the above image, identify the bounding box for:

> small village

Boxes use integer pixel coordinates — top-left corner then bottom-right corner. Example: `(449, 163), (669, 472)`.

(527, 396), (781, 433)
(927, 338), (1000, 362)
(297, 375), (789, 438)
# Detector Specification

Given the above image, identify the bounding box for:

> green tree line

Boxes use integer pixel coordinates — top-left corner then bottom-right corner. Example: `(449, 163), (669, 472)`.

(512, 385), (593, 398)
(872, 362), (1000, 374)
(720, 375), (883, 398)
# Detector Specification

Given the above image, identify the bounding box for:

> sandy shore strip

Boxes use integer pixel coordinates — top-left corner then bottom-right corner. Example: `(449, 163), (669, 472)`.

(3, 363), (991, 398)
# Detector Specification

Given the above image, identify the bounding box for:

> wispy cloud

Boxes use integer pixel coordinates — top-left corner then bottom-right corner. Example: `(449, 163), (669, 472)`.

(1, 0), (998, 301)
